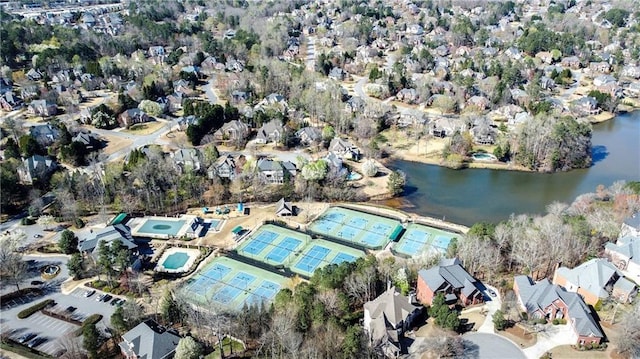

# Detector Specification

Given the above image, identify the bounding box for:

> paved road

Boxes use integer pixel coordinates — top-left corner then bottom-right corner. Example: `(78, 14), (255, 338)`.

(463, 332), (526, 359)
(203, 76), (218, 104)
(305, 36), (317, 71)
(90, 117), (177, 162)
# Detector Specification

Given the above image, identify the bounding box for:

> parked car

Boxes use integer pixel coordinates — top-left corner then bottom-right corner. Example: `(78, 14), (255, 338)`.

(487, 289), (497, 297)
(30, 280), (44, 286)
(17, 333), (36, 344)
(110, 298), (122, 306)
(65, 306), (76, 313)
(27, 337), (47, 348)
(84, 290), (96, 297)
(33, 233), (43, 238)
(102, 294), (113, 302)
(96, 293), (106, 302)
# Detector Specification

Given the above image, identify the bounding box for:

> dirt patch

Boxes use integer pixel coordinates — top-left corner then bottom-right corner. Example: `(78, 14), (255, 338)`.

(459, 309), (486, 332)
(497, 323), (537, 348)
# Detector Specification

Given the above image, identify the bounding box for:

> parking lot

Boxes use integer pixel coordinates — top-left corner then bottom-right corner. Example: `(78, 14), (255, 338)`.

(1, 287), (118, 356)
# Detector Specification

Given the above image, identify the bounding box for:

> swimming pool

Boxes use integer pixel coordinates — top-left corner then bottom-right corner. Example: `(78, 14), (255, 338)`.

(155, 247), (200, 273)
(472, 152), (497, 161)
(162, 252), (189, 270)
(137, 219), (186, 236)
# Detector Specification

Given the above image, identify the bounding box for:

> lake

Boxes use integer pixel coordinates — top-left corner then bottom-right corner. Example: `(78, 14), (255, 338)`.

(389, 111), (640, 226)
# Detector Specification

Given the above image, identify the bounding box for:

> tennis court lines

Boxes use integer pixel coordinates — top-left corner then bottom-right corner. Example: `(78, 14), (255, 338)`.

(394, 224), (457, 256)
(237, 225), (307, 264)
(291, 241), (364, 276)
(294, 245), (330, 273)
(184, 257), (287, 309)
(309, 207), (402, 248)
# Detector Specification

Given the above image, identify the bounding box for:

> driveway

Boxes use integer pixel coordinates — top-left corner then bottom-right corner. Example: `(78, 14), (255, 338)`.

(522, 323), (578, 359)
(476, 285), (502, 334)
(463, 332), (526, 359)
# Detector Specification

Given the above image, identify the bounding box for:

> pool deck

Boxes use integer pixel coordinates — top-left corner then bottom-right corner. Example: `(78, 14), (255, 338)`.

(130, 215), (203, 239)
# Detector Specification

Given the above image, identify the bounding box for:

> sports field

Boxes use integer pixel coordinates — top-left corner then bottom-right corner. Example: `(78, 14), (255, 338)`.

(290, 237), (364, 277)
(182, 256), (288, 310)
(393, 223), (458, 257)
(237, 224), (365, 277)
(236, 224), (311, 266)
(308, 206), (403, 249)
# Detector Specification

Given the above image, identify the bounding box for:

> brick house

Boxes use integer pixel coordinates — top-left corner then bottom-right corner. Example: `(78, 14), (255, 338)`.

(605, 235), (640, 288)
(514, 275), (604, 346)
(416, 258), (484, 307)
(553, 258), (637, 305)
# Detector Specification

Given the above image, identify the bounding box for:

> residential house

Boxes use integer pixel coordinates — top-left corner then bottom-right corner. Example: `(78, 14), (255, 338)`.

(620, 65), (640, 79)
(208, 154), (241, 181)
(213, 120), (249, 143)
(28, 100), (58, 117)
(323, 152), (348, 177)
(593, 74), (616, 87)
(624, 82), (640, 98)
(429, 117), (466, 138)
(256, 158), (296, 184)
(605, 235), (640, 285)
(328, 67), (347, 81)
(275, 198), (294, 216)
(535, 51), (554, 64)
(295, 126), (322, 145)
(26, 68), (43, 81)
(466, 96), (490, 111)
(328, 137), (361, 161)
(78, 224), (137, 259)
(256, 93), (287, 111)
(71, 132), (101, 151)
(119, 320), (180, 359)
(589, 61), (611, 74)
(396, 88), (418, 104)
(255, 119), (285, 144)
(17, 155), (58, 185)
(345, 96), (366, 113)
(553, 258), (637, 305)
(397, 113), (427, 128)
(620, 214), (640, 237)
(561, 56), (581, 69)
(30, 124), (60, 146)
(118, 109), (150, 127)
(514, 275), (604, 346)
(416, 258), (484, 307)
(363, 286), (422, 357)
(573, 96), (601, 115)
(0, 92), (23, 111)
(470, 123), (497, 145)
(148, 45), (166, 58)
(170, 148), (203, 173)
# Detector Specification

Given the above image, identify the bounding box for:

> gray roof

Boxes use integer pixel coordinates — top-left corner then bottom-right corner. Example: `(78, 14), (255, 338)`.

(30, 124), (60, 143)
(364, 286), (420, 342)
(555, 258), (621, 299)
(21, 155), (56, 174)
(257, 158), (282, 172)
(119, 320), (180, 359)
(78, 224), (136, 255)
(256, 119), (284, 141)
(275, 198), (293, 215)
(515, 276), (603, 338)
(606, 236), (640, 265)
(418, 258), (478, 293)
(613, 277), (637, 294)
(624, 214), (640, 230)
(171, 148), (201, 164)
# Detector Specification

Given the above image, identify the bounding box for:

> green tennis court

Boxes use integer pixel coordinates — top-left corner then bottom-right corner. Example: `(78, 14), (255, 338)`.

(182, 256), (288, 311)
(308, 206), (403, 249)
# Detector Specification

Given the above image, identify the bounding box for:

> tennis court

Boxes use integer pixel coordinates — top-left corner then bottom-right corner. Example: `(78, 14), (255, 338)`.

(393, 223), (458, 257)
(308, 206), (403, 249)
(236, 225), (310, 265)
(182, 256), (288, 311)
(291, 237), (365, 277)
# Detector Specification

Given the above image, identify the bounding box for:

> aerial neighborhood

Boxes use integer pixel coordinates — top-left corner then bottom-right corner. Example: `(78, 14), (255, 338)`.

(0, 0), (639, 358)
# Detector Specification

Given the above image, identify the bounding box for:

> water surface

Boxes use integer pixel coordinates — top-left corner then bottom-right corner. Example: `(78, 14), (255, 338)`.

(389, 112), (640, 226)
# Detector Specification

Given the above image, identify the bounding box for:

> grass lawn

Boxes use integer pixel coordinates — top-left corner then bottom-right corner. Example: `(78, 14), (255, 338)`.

(204, 337), (245, 359)
(123, 120), (166, 135)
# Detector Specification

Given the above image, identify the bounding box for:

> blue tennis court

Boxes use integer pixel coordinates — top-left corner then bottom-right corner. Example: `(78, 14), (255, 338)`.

(202, 263), (232, 279)
(242, 230), (279, 255)
(332, 252), (356, 265)
(245, 280), (281, 307)
(295, 245), (330, 273)
(232, 272), (256, 289)
(433, 235), (452, 249)
(188, 277), (216, 296)
(213, 285), (242, 304)
(308, 207), (403, 249)
(265, 237), (302, 264)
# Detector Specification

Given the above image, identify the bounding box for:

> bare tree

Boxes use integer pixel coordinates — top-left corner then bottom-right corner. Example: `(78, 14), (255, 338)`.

(613, 302), (640, 358)
(343, 265), (377, 305)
